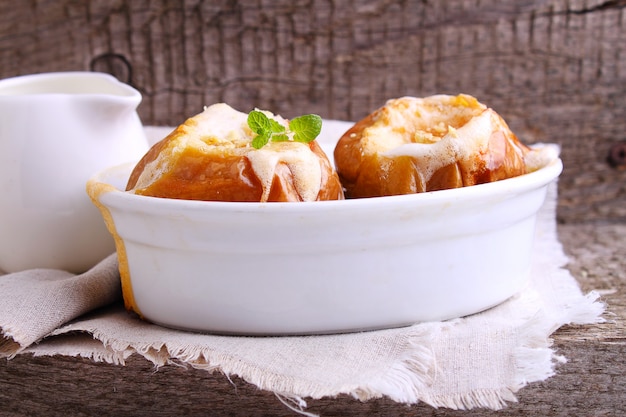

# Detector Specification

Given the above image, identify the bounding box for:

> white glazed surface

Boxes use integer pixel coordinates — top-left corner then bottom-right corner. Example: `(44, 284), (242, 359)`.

(0, 72), (149, 273)
(91, 121), (562, 335)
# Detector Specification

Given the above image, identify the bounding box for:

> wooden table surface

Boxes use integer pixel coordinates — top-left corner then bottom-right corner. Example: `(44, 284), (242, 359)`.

(1, 222), (624, 417)
(1, 1), (625, 416)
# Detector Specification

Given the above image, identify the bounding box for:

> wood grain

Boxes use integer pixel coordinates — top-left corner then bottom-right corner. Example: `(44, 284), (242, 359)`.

(0, 0), (624, 223)
(1, 3), (624, 414)
(0, 223), (624, 416)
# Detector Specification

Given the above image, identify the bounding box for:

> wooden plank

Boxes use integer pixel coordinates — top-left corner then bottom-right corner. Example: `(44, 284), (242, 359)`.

(1, 1), (624, 224)
(0, 0), (624, 224)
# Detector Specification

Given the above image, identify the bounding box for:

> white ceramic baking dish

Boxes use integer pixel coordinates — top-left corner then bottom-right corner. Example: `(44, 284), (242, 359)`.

(87, 120), (562, 335)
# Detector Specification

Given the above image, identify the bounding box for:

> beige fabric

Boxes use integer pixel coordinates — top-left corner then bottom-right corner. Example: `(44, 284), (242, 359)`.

(0, 132), (605, 412)
(0, 253), (120, 357)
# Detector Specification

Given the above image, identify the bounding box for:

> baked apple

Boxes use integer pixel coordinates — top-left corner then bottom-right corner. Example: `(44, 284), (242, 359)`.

(127, 103), (344, 202)
(333, 94), (533, 198)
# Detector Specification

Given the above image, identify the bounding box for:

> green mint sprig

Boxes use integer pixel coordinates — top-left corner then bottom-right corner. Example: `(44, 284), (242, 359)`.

(247, 110), (322, 149)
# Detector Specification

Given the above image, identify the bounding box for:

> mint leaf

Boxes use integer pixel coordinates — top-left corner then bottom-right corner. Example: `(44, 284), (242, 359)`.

(271, 133), (289, 142)
(290, 114), (322, 143)
(247, 110), (322, 149)
(247, 111), (271, 134)
(268, 118), (286, 133)
(251, 132), (270, 149)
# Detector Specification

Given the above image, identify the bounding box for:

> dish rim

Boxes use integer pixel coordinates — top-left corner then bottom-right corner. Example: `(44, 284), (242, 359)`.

(90, 156), (563, 213)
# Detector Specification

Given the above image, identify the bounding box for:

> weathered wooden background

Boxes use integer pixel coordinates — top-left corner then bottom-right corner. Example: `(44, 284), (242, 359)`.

(1, 2), (625, 416)
(0, 0), (624, 223)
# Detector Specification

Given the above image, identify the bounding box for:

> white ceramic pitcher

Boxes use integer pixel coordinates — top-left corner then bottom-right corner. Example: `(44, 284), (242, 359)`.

(0, 72), (149, 273)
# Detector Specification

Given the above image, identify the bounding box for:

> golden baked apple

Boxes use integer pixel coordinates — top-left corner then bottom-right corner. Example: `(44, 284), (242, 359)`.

(127, 103), (344, 202)
(333, 94), (531, 198)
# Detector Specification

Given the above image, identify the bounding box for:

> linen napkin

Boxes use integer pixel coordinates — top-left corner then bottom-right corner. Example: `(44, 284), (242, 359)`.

(0, 180), (605, 412)
(0, 253), (120, 357)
